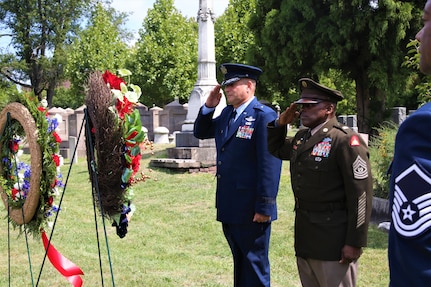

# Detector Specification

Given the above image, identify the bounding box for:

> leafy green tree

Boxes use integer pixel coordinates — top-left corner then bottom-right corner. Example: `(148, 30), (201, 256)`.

(131, 0), (198, 107)
(215, 0), (256, 68)
(402, 39), (431, 107)
(62, 2), (130, 108)
(0, 0), (90, 106)
(249, 0), (424, 133)
(0, 77), (20, 110)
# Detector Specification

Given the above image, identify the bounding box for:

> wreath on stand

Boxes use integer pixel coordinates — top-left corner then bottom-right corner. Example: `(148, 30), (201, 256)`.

(85, 69), (147, 238)
(0, 96), (63, 235)
(0, 97), (83, 286)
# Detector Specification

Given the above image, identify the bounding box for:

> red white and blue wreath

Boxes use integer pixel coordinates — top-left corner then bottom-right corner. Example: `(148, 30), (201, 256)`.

(0, 96), (63, 235)
(0, 97), (84, 286)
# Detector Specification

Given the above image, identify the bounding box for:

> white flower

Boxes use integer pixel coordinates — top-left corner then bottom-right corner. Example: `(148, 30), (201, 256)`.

(40, 99), (48, 108)
(52, 187), (60, 196)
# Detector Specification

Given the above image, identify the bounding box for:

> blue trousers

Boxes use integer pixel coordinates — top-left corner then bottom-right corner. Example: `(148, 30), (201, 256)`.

(222, 222), (272, 287)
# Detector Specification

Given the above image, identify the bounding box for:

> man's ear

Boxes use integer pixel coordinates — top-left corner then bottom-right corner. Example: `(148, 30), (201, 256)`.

(326, 103), (335, 114)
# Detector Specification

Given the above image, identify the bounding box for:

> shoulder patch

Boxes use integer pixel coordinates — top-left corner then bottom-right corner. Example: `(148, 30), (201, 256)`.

(353, 155), (368, 179)
(350, 135), (360, 146)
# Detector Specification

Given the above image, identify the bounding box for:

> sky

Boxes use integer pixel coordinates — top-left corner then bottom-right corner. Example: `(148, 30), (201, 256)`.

(111, 0), (229, 41)
(0, 0), (229, 50)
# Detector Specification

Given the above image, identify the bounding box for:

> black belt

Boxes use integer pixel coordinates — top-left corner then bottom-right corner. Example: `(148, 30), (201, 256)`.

(295, 197), (346, 212)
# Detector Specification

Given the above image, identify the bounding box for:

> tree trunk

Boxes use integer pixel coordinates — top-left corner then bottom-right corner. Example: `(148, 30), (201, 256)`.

(354, 70), (371, 134)
(354, 70), (387, 135)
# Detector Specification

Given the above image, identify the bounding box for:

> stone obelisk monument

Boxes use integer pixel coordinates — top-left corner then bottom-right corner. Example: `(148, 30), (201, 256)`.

(179, 0), (226, 135)
(151, 0), (225, 169)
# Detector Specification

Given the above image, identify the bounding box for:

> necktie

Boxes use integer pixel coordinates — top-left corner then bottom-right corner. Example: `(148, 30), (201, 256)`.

(304, 129), (311, 142)
(227, 110), (237, 134)
(229, 110), (237, 127)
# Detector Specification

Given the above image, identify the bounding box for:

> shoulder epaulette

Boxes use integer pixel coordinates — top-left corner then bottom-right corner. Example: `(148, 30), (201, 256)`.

(253, 103), (266, 111)
(333, 122), (351, 134)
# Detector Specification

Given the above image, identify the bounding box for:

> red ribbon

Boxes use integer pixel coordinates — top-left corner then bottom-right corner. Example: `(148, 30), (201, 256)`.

(42, 231), (84, 286)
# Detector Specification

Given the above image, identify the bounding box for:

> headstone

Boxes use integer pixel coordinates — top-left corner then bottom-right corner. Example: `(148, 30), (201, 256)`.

(153, 127), (170, 144)
(392, 107), (407, 125)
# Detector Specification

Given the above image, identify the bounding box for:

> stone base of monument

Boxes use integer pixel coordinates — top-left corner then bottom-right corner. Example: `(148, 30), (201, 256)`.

(149, 132), (216, 170)
(370, 196), (390, 233)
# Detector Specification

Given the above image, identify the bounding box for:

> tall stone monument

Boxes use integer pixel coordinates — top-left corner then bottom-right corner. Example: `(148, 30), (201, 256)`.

(177, 0), (226, 140)
(151, 0), (226, 169)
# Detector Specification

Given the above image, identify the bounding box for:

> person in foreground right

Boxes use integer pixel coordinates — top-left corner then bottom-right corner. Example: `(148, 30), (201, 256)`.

(388, 1), (431, 286)
(267, 78), (373, 287)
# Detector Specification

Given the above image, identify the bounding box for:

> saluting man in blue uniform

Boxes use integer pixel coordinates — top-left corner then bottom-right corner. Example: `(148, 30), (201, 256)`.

(194, 63), (282, 287)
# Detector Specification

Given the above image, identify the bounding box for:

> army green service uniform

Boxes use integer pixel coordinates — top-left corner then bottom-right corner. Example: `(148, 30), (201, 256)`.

(267, 116), (372, 261)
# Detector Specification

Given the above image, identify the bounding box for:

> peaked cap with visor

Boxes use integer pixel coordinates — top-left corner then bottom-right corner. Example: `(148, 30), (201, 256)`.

(220, 63), (262, 87)
(295, 78), (344, 104)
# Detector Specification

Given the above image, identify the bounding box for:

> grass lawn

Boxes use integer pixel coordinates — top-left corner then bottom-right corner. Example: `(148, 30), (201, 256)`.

(0, 143), (389, 286)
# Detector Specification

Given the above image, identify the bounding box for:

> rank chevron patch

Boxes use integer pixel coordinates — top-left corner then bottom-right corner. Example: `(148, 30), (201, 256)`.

(392, 162), (431, 238)
(352, 155), (368, 179)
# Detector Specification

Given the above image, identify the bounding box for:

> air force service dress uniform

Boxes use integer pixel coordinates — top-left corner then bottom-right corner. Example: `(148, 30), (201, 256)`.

(388, 102), (431, 286)
(267, 79), (372, 271)
(194, 64), (282, 287)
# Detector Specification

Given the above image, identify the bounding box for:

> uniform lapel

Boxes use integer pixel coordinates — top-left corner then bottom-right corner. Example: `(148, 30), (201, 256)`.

(223, 99), (257, 143)
(301, 118), (337, 151)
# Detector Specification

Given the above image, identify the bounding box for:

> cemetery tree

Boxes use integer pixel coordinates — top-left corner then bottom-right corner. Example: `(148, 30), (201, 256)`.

(249, 0), (424, 133)
(215, 0), (281, 105)
(215, 0), (256, 68)
(0, 0), (90, 106)
(132, 0), (198, 107)
(62, 2), (130, 109)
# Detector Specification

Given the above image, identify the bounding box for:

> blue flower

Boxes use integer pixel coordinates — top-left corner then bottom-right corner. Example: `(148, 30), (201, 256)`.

(47, 117), (59, 133)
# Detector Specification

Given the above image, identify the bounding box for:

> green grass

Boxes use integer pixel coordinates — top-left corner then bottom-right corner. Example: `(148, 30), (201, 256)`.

(0, 144), (389, 286)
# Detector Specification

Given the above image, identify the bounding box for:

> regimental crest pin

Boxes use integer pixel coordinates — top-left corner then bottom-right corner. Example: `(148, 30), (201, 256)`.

(392, 162), (431, 238)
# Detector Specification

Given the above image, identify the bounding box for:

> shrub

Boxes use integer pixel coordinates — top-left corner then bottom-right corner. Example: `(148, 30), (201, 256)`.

(369, 121), (398, 199)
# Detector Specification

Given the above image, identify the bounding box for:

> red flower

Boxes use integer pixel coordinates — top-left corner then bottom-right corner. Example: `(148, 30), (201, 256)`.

(11, 188), (20, 200)
(115, 97), (133, 120)
(9, 140), (19, 153)
(52, 154), (61, 167)
(52, 132), (62, 143)
(47, 196), (54, 206)
(37, 106), (48, 115)
(102, 70), (126, 90)
(131, 154), (142, 174)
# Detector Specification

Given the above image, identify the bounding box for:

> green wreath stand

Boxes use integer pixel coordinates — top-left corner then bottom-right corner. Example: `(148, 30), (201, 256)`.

(0, 102), (42, 224)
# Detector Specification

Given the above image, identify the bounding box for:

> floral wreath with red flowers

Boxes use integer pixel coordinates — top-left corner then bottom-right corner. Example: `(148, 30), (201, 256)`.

(86, 69), (147, 238)
(0, 95), (63, 236)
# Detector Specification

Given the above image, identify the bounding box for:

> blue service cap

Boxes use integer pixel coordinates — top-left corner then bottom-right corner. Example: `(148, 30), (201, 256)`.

(219, 63), (263, 86)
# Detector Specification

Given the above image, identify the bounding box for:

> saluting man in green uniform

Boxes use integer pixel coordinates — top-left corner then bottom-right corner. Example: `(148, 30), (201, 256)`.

(267, 78), (373, 287)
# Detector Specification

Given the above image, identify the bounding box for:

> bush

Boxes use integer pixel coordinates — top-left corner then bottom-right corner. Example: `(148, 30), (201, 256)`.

(369, 121), (398, 199)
